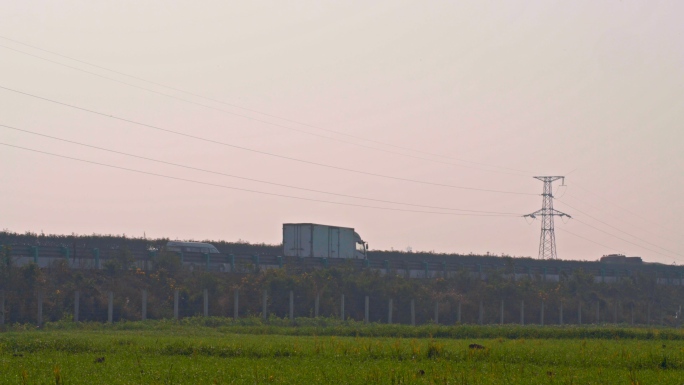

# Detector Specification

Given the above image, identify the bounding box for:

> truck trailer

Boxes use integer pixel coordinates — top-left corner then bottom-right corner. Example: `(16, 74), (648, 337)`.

(283, 223), (367, 259)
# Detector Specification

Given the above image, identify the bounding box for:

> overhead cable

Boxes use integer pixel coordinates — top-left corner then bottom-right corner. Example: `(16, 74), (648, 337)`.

(0, 142), (522, 218)
(562, 191), (679, 245)
(0, 85), (536, 196)
(0, 123), (522, 215)
(0, 36), (533, 176)
(572, 183), (677, 235)
(556, 228), (626, 255)
(555, 198), (683, 257)
(571, 217), (683, 260)
(0, 44), (529, 177)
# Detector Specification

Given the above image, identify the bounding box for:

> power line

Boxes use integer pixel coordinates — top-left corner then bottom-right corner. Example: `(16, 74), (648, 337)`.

(0, 35), (534, 176)
(0, 44), (528, 177)
(0, 142), (522, 218)
(555, 198), (683, 258)
(572, 183), (677, 235)
(571, 217), (683, 261)
(562, 191), (680, 245)
(0, 85), (536, 196)
(0, 123), (522, 215)
(556, 228), (626, 255)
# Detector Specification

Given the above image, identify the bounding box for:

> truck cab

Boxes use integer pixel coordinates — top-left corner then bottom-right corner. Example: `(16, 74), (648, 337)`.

(354, 232), (368, 259)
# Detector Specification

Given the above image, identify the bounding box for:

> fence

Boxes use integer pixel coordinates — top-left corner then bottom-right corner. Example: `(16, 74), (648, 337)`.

(0, 288), (677, 328)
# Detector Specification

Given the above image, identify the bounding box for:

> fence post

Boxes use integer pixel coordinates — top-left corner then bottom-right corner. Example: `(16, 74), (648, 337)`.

(388, 299), (393, 324)
(596, 302), (600, 324)
(0, 290), (4, 326)
(540, 300), (545, 326)
(520, 300), (524, 326)
(142, 289), (147, 321)
(262, 290), (268, 321)
(173, 290), (179, 320)
(74, 291), (80, 322)
(60, 246), (70, 264)
(411, 299), (416, 326)
(289, 290), (294, 322)
(31, 246), (38, 264)
(364, 296), (369, 324)
(478, 300), (483, 325)
(434, 302), (439, 325)
(500, 300), (504, 325)
(631, 304), (634, 325)
(107, 291), (113, 323)
(614, 302), (618, 324)
(340, 294), (345, 321)
(233, 290), (239, 320)
(578, 301), (582, 325)
(203, 253), (210, 271)
(647, 303), (651, 325)
(93, 248), (100, 269)
(203, 289), (209, 317)
(560, 301), (563, 326)
(457, 301), (462, 324)
(252, 255), (260, 272)
(315, 293), (320, 318)
(37, 292), (43, 327)
(147, 250), (156, 272)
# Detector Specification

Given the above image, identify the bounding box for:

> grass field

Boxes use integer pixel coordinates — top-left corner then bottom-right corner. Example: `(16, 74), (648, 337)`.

(2, 319), (684, 384)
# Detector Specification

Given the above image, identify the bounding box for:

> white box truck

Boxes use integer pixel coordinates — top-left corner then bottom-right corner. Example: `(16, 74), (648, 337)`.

(283, 223), (367, 259)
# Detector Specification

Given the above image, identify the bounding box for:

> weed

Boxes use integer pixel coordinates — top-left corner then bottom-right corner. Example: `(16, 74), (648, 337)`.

(2, 324), (684, 384)
(427, 339), (444, 359)
(53, 365), (62, 385)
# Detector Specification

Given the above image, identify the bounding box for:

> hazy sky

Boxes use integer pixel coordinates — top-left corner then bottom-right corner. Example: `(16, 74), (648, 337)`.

(1, 1), (682, 263)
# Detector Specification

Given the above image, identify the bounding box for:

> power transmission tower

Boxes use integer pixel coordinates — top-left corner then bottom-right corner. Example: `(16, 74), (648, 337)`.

(524, 176), (571, 259)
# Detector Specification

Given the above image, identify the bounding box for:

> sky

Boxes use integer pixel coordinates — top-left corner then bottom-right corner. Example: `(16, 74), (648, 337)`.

(0, 1), (682, 263)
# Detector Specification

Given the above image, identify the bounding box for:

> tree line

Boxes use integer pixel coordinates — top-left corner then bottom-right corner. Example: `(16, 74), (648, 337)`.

(1, 245), (681, 327)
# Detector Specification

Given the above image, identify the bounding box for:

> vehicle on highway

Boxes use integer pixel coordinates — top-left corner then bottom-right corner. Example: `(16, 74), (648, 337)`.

(600, 254), (643, 264)
(283, 223), (368, 259)
(166, 241), (220, 254)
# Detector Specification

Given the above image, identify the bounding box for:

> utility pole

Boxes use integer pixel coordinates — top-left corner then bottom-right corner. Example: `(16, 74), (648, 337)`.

(524, 176), (571, 260)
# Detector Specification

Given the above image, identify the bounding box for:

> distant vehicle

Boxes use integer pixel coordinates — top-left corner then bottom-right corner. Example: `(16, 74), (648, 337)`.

(166, 241), (220, 254)
(600, 254), (643, 264)
(283, 223), (367, 259)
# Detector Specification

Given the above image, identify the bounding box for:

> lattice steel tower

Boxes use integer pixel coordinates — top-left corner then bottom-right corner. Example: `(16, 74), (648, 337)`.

(524, 176), (571, 260)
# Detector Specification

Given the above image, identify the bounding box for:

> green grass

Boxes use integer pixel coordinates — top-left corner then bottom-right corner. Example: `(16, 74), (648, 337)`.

(16, 316), (684, 340)
(2, 320), (684, 384)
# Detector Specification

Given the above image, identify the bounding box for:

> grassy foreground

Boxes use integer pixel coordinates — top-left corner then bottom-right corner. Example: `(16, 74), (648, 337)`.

(2, 320), (684, 384)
